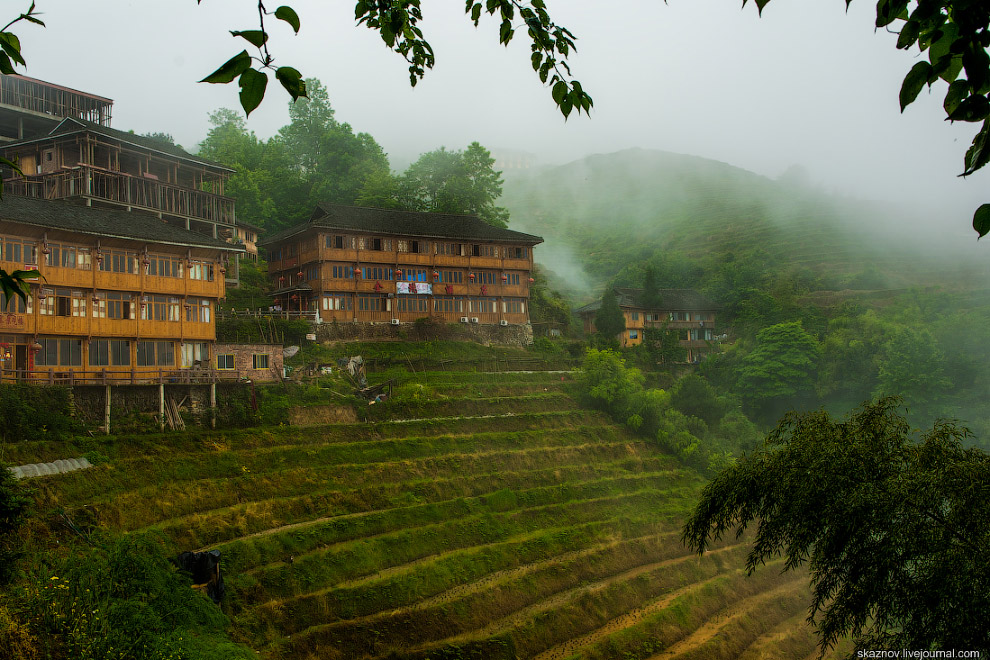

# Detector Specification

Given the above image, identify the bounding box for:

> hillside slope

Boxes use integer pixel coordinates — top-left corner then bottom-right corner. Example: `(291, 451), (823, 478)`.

(16, 369), (848, 659)
(502, 148), (990, 296)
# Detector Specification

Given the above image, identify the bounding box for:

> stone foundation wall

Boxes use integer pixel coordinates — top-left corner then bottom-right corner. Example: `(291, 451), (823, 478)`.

(314, 319), (533, 347)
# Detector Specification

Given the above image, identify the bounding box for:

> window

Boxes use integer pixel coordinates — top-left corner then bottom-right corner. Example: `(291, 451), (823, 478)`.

(471, 271), (497, 285)
(186, 299), (212, 323)
(40, 289), (86, 317)
(0, 291), (27, 314)
(435, 242), (463, 256)
(471, 244), (498, 257)
(322, 294), (352, 311)
(146, 255), (183, 278)
(508, 246), (528, 259)
(106, 292), (134, 320)
(470, 297), (497, 313)
(268, 248), (282, 262)
(332, 264), (354, 279)
(252, 354), (269, 369)
(188, 261), (215, 281)
(0, 237), (37, 265)
(503, 299), (525, 314)
(435, 270), (463, 284)
(631, 312), (639, 321)
(181, 342), (208, 367)
(433, 296), (464, 313)
(357, 295), (389, 312)
(504, 273), (520, 285)
(306, 265), (320, 281)
(400, 268), (427, 282)
(89, 339), (130, 367)
(396, 296), (429, 313)
(630, 330), (639, 340)
(362, 266), (394, 281)
(35, 338), (82, 367)
(216, 354), (235, 370)
(100, 250), (139, 274)
(137, 341), (174, 367)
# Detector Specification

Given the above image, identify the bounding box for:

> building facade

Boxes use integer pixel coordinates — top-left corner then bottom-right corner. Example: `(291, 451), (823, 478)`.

(578, 287), (720, 362)
(262, 204), (543, 325)
(0, 197), (242, 383)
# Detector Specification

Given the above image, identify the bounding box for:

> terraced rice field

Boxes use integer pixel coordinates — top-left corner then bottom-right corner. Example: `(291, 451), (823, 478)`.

(24, 370), (845, 659)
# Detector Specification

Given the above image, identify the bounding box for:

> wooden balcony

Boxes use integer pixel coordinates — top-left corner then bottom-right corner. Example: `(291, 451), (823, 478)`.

(4, 165), (235, 225)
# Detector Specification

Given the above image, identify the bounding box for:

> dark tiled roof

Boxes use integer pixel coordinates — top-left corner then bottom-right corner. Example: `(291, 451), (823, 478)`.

(577, 287), (718, 314)
(0, 196), (242, 252)
(6, 118), (234, 172)
(259, 203), (543, 246)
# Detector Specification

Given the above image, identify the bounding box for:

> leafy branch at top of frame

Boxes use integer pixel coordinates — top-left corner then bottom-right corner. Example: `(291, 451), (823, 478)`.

(0, 2), (43, 77)
(743, 0), (990, 237)
(198, 1), (307, 116)
(356, 0), (592, 119)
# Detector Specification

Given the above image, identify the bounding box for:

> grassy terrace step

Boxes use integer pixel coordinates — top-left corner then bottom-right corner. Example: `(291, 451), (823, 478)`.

(41, 425), (648, 515)
(249, 529), (711, 649)
(547, 562), (802, 660)
(242, 526), (683, 642)
(108, 452), (680, 535)
(358, 392), (580, 421)
(159, 460), (692, 552)
(11, 409), (608, 466)
(283, 544), (758, 660)
(735, 612), (823, 660)
(235, 487), (698, 607)
(218, 470), (697, 576)
(382, 370), (575, 386)
(390, 381), (572, 398)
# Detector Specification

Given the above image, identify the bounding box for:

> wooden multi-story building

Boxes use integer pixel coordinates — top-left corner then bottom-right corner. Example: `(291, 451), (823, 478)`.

(0, 74), (112, 143)
(578, 287), (720, 362)
(0, 196), (243, 383)
(262, 204), (543, 325)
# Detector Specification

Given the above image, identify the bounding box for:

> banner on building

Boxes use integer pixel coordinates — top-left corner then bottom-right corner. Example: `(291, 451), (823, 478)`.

(396, 282), (432, 295)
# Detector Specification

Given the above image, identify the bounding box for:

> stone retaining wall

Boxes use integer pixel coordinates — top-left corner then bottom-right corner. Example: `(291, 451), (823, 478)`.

(314, 319), (533, 346)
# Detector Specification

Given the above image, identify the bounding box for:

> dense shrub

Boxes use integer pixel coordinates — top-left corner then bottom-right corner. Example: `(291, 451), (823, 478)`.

(16, 532), (254, 660)
(0, 385), (81, 442)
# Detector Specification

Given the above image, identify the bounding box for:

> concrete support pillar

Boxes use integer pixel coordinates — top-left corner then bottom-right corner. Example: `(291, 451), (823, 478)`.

(159, 383), (165, 432)
(104, 385), (111, 435)
(210, 382), (217, 430)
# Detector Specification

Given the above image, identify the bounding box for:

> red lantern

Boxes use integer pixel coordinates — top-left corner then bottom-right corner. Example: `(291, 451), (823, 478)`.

(432, 270), (439, 279)
(297, 270), (304, 278)
(355, 267), (362, 276)
(92, 294), (100, 304)
(469, 273), (476, 281)
(528, 277), (535, 283)
(290, 294), (299, 301)
(501, 274), (508, 282)
(394, 268), (402, 277)
(278, 275), (285, 282)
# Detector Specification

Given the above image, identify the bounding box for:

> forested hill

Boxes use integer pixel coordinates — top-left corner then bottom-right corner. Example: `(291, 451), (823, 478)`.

(501, 148), (990, 296)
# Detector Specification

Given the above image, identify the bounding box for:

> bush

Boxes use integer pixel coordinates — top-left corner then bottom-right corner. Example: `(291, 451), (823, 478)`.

(17, 533), (254, 660)
(0, 459), (30, 585)
(0, 385), (82, 442)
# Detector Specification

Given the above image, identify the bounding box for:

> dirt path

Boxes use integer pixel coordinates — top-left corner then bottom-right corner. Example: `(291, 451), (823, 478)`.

(643, 578), (806, 660)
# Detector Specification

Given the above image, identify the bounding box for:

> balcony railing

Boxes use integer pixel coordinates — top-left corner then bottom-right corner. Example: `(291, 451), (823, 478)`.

(4, 166), (235, 225)
(0, 367), (258, 386)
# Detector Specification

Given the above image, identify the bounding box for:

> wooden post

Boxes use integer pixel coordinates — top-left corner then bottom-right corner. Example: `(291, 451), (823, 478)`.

(210, 382), (216, 430)
(159, 383), (165, 432)
(104, 385), (111, 435)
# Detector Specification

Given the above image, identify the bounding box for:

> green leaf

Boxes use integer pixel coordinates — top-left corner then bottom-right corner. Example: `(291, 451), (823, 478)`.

(897, 19), (921, 49)
(471, 3), (482, 23)
(276, 66), (306, 101)
(274, 6), (301, 33)
(943, 80), (971, 116)
(962, 118), (990, 176)
(948, 94), (990, 122)
(0, 33), (24, 66)
(973, 204), (990, 238)
(754, 0), (771, 15)
(552, 81), (567, 105)
(230, 30), (268, 48)
(238, 68), (268, 116)
(899, 61), (933, 111)
(200, 50), (252, 84)
(0, 52), (14, 75)
(560, 96), (573, 119)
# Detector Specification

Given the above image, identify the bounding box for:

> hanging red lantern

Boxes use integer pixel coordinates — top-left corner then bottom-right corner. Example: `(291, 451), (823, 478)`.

(394, 268), (402, 277)
(91, 294), (100, 304)
(432, 270), (439, 279)
(290, 294), (299, 301)
(469, 273), (476, 281)
(41, 244), (50, 255)
(501, 274), (508, 282)
(297, 270), (304, 278)
(528, 277), (535, 283)
(278, 275), (285, 282)
(355, 267), (362, 276)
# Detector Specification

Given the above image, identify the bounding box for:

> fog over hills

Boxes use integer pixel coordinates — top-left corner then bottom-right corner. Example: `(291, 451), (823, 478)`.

(501, 148), (990, 300)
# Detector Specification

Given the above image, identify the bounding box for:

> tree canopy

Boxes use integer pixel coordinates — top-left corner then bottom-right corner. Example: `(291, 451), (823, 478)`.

(594, 288), (626, 344)
(683, 399), (990, 654)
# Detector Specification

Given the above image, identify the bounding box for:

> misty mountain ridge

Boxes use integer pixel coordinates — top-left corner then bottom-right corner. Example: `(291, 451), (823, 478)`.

(501, 148), (990, 297)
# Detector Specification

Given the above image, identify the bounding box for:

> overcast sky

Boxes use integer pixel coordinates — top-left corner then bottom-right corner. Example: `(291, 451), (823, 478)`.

(14, 0), (990, 238)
